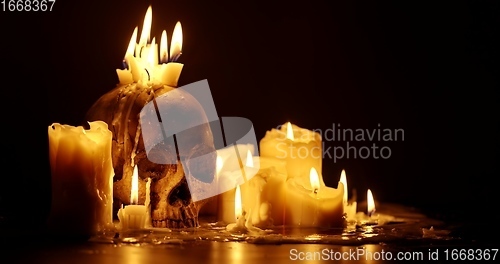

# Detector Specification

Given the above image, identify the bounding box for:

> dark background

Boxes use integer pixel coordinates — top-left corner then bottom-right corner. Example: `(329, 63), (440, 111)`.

(1, 0), (498, 229)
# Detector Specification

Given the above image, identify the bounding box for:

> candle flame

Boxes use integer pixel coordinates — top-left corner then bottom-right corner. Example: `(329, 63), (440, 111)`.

(286, 122), (294, 141)
(125, 27), (138, 58)
(309, 167), (320, 193)
(131, 165), (139, 204)
(139, 5), (152, 47)
(339, 169), (348, 204)
(234, 185), (242, 219)
(170, 21), (183, 61)
(245, 149), (253, 167)
(367, 189), (376, 215)
(160, 30), (169, 63)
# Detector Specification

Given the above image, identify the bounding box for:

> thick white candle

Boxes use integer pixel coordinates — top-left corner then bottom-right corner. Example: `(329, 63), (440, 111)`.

(284, 168), (344, 228)
(217, 155), (287, 227)
(47, 121), (114, 237)
(216, 145), (255, 223)
(260, 122), (323, 183)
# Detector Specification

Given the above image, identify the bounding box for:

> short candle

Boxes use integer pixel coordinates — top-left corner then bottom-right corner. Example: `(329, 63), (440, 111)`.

(117, 165), (148, 230)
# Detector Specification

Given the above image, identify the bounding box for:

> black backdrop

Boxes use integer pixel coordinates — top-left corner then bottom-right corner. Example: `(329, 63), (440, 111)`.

(1, 0), (498, 227)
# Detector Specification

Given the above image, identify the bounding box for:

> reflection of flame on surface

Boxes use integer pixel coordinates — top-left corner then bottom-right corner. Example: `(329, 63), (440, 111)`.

(286, 122), (294, 140)
(339, 169), (348, 204)
(130, 165), (139, 204)
(310, 168), (320, 193)
(234, 185), (242, 219)
(367, 189), (375, 215)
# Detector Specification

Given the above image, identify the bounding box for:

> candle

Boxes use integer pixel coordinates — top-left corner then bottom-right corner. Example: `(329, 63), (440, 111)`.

(239, 152), (272, 228)
(116, 5), (183, 88)
(260, 122), (323, 183)
(117, 165), (148, 230)
(47, 121), (114, 237)
(144, 177), (152, 227)
(157, 22), (184, 87)
(199, 155), (224, 217)
(225, 185), (268, 234)
(367, 189), (376, 217)
(239, 155), (287, 227)
(225, 185), (247, 232)
(284, 168), (344, 228)
(216, 145), (255, 223)
(217, 148), (287, 227)
(357, 189), (396, 225)
(339, 169), (357, 222)
(116, 27), (139, 84)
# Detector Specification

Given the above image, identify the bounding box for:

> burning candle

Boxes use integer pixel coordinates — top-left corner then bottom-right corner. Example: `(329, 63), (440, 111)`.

(217, 149), (287, 227)
(260, 122), (323, 183)
(216, 146), (255, 223)
(116, 5), (183, 88)
(254, 156), (287, 226)
(47, 121), (114, 237)
(339, 170), (357, 222)
(239, 151), (272, 228)
(117, 27), (139, 84)
(367, 189), (376, 217)
(225, 185), (247, 232)
(217, 148), (252, 223)
(284, 168), (344, 228)
(199, 155), (224, 217)
(117, 165), (148, 230)
(157, 22), (184, 86)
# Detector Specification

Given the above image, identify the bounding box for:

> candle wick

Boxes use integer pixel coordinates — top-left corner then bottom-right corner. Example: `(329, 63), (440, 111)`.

(313, 188), (318, 194)
(145, 68), (151, 81)
(139, 46), (145, 58)
(122, 59), (128, 70)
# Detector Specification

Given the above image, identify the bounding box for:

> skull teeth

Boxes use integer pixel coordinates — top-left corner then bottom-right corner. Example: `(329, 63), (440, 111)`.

(152, 203), (200, 228)
(152, 217), (198, 228)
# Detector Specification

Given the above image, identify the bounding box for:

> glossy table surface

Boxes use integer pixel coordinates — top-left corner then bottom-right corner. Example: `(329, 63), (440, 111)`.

(2, 237), (498, 264)
(2, 203), (499, 264)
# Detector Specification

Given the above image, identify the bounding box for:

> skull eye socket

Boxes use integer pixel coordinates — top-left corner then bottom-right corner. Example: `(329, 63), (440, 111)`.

(168, 179), (191, 206)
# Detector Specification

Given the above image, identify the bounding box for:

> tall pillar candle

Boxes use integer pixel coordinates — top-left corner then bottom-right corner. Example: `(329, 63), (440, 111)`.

(260, 122), (323, 183)
(47, 121), (114, 237)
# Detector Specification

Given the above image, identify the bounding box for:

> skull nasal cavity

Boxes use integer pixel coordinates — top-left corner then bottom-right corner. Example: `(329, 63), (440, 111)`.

(168, 179), (191, 206)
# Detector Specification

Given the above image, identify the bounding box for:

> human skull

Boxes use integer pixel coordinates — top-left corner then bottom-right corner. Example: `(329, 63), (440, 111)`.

(85, 83), (216, 228)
